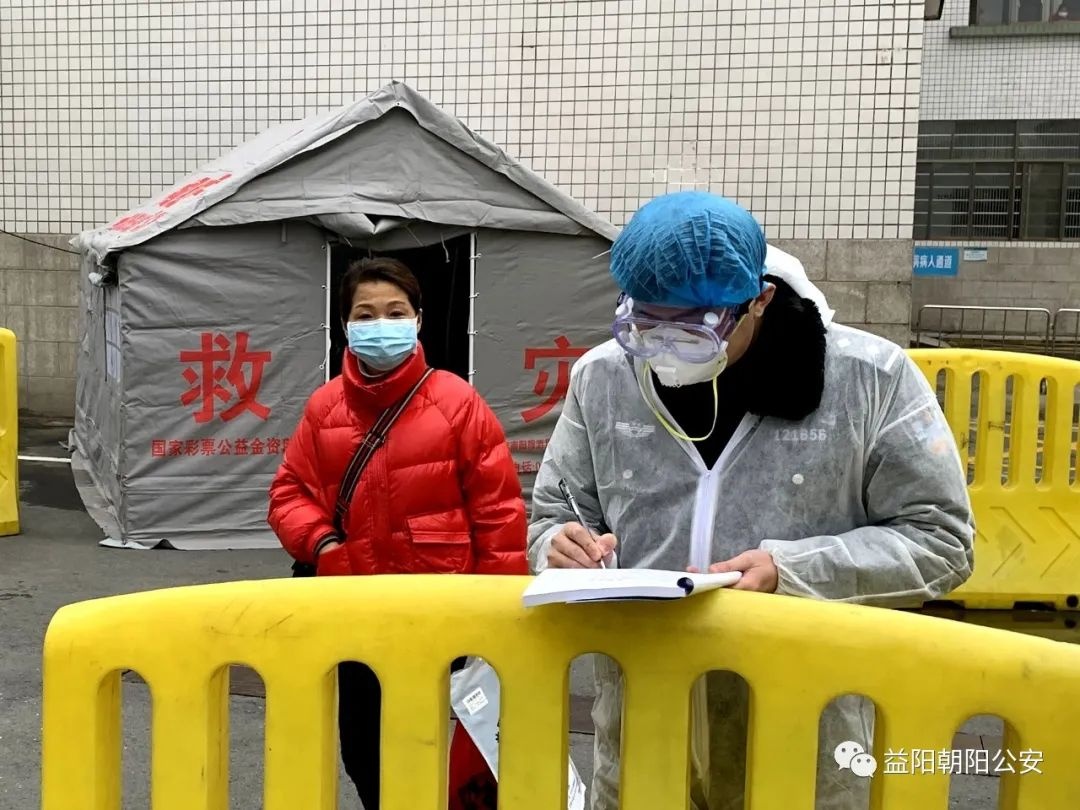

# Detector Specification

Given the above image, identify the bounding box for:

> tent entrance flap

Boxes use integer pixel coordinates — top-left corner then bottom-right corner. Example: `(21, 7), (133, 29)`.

(328, 236), (473, 381)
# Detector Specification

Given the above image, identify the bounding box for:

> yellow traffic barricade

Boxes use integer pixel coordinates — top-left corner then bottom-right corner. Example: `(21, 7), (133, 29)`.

(42, 576), (1080, 809)
(908, 350), (1080, 610)
(915, 603), (1080, 646)
(0, 328), (18, 536)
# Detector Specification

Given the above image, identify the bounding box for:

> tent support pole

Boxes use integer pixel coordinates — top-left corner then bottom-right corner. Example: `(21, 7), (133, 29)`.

(468, 232), (478, 386)
(323, 241), (331, 382)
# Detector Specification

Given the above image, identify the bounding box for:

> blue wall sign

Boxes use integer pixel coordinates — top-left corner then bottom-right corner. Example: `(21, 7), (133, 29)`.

(912, 246), (959, 277)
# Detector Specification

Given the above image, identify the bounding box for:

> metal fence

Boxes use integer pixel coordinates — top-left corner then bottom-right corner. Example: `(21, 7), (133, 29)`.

(914, 305), (1054, 353)
(1052, 309), (1080, 360)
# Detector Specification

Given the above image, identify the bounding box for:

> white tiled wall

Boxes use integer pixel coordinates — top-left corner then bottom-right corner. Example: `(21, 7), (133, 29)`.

(921, 1), (1080, 119)
(0, 0), (925, 239)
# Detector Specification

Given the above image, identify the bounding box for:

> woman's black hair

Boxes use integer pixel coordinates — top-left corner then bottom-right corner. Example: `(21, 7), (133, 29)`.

(339, 257), (422, 321)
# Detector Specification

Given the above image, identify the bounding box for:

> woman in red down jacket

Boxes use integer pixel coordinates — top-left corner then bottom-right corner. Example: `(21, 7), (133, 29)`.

(268, 257), (527, 810)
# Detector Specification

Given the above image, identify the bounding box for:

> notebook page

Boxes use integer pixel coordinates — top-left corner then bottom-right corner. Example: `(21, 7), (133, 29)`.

(523, 568), (742, 606)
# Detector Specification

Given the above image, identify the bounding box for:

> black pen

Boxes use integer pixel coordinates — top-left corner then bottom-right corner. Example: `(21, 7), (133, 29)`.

(558, 478), (607, 569)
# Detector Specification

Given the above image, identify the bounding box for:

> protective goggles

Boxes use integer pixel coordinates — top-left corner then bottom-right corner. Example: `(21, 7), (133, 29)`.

(612, 295), (743, 363)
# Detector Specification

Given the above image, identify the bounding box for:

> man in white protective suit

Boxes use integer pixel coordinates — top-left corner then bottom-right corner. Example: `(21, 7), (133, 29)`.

(527, 191), (975, 810)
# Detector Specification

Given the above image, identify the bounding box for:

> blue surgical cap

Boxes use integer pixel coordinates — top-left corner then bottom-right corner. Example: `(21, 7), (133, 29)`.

(609, 191), (767, 308)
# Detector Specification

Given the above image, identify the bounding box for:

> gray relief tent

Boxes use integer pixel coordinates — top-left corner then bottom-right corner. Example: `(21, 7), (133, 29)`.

(71, 81), (619, 550)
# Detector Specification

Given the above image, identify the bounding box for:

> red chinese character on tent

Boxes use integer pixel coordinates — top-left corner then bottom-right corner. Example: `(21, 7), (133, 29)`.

(520, 336), (589, 424)
(235, 438), (249, 456)
(179, 332), (273, 424)
(108, 174), (231, 233)
(152, 440), (166, 457)
(250, 438), (265, 455)
(168, 440), (184, 457)
(218, 439), (232, 456)
(200, 439), (216, 456)
(267, 437), (282, 455)
(109, 210), (166, 233)
(184, 440), (199, 456)
(156, 173), (232, 209)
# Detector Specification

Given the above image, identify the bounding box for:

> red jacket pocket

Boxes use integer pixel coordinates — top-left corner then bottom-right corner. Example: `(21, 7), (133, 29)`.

(407, 516), (472, 573)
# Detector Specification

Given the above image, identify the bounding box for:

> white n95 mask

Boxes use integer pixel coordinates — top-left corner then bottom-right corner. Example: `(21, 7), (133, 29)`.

(648, 331), (729, 388)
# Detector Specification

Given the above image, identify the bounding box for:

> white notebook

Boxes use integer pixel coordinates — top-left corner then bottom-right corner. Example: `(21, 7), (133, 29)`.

(522, 568), (742, 607)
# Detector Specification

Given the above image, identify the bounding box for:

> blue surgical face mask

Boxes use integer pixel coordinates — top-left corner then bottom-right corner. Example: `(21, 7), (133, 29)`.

(346, 318), (419, 371)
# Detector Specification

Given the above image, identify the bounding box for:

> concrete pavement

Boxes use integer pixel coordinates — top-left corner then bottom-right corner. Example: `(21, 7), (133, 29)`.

(0, 423), (1017, 808)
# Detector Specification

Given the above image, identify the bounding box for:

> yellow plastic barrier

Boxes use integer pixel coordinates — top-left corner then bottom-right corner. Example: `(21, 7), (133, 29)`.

(42, 576), (1080, 809)
(913, 605), (1080, 646)
(0, 328), (18, 536)
(908, 350), (1080, 610)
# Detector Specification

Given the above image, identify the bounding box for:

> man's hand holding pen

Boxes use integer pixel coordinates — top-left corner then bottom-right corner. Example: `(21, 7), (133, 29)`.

(551, 478), (618, 569)
(547, 522), (618, 569)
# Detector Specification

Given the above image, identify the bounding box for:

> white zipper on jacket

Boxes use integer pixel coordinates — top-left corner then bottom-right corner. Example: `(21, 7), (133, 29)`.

(689, 469), (717, 572)
(688, 415), (760, 572)
(635, 358), (761, 570)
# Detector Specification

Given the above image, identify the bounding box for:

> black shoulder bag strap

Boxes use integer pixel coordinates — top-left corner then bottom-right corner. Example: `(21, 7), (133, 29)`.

(332, 367), (434, 534)
(291, 368), (434, 577)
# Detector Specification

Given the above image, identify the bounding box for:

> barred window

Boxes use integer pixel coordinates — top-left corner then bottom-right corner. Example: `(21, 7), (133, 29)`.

(914, 120), (1080, 241)
(971, 0), (1080, 24)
